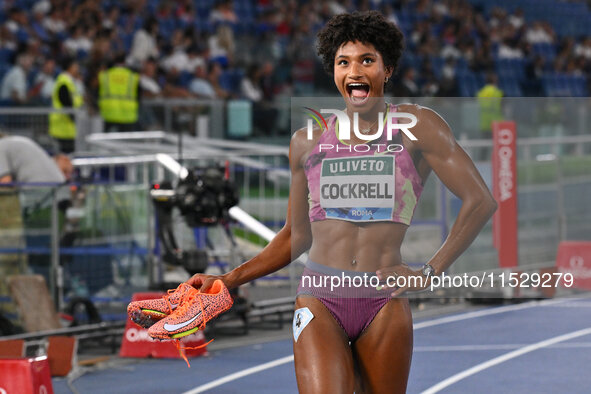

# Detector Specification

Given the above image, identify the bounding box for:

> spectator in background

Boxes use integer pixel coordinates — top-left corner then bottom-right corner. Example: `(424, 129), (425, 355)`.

(574, 37), (591, 60)
(207, 62), (230, 99)
(176, 0), (196, 24)
(381, 3), (399, 26)
(410, 20), (430, 49)
(127, 17), (159, 69)
(391, 67), (419, 97)
(442, 57), (457, 81)
(72, 0), (102, 32)
(508, 8), (525, 29)
(286, 21), (316, 94)
(498, 38), (524, 59)
(208, 25), (235, 67)
(209, 0), (238, 25)
(49, 57), (83, 154)
(30, 58), (56, 104)
(162, 72), (194, 98)
(276, 3), (295, 37)
(4, 7), (29, 42)
(138, 58), (162, 129)
(438, 57), (458, 96)
(140, 58), (162, 99)
(141, 57), (193, 101)
(32, 0), (51, 16)
(102, 6), (120, 30)
(43, 6), (67, 37)
(240, 65), (263, 102)
(0, 26), (17, 51)
(63, 24), (92, 57)
(185, 45), (207, 74)
(259, 61), (276, 101)
(488, 7), (508, 29)
(160, 29), (192, 73)
(84, 28), (112, 112)
(471, 38), (494, 72)
(26, 38), (44, 67)
(241, 64), (278, 135)
(526, 55), (547, 81)
(0, 52), (33, 105)
(189, 64), (218, 98)
(525, 21), (555, 45)
(476, 72), (503, 159)
(30, 7), (50, 42)
(440, 42), (462, 60)
(98, 54), (140, 132)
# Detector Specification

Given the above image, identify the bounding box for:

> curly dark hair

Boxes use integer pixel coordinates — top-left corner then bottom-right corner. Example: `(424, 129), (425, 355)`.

(316, 11), (405, 76)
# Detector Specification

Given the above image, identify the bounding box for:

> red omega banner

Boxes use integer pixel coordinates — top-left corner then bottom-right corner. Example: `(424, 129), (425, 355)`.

(556, 242), (591, 290)
(0, 356), (54, 394)
(492, 121), (518, 268)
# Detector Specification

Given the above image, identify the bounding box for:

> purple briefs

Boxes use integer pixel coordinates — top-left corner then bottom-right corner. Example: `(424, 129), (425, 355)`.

(296, 260), (392, 342)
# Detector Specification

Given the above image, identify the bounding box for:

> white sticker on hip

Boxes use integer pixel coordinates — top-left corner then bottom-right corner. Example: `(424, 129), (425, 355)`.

(293, 307), (314, 342)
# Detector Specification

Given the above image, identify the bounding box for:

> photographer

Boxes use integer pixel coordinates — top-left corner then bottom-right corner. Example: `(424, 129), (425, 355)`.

(0, 133), (72, 184)
(0, 132), (73, 320)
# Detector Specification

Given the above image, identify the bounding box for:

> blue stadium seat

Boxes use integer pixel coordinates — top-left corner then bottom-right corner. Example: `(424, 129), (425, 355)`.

(541, 73), (586, 96)
(219, 69), (244, 94)
(455, 58), (468, 73)
(495, 58), (526, 82)
(0, 63), (11, 82)
(457, 70), (485, 97)
(531, 43), (557, 61)
(121, 33), (134, 52)
(499, 75), (523, 97)
(0, 48), (14, 64)
(429, 56), (444, 79)
(568, 75), (588, 97)
(178, 70), (193, 88)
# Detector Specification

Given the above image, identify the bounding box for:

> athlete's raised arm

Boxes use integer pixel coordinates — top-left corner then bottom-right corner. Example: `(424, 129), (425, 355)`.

(187, 129), (314, 291)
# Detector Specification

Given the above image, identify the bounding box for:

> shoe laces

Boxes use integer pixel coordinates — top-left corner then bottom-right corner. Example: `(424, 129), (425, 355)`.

(163, 283), (187, 314)
(173, 289), (214, 368)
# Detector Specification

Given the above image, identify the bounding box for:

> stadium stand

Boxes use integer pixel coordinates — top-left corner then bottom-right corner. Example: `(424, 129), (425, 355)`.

(0, 0), (589, 108)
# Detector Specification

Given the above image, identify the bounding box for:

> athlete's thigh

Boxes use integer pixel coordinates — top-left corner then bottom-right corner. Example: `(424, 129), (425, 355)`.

(293, 296), (355, 394)
(353, 298), (413, 394)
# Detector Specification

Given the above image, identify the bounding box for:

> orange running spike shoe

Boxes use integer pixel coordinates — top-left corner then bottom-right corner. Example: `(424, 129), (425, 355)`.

(127, 283), (194, 329)
(147, 279), (233, 340)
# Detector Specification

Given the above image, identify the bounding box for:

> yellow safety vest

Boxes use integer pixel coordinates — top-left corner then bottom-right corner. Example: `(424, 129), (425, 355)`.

(477, 84), (503, 132)
(49, 73), (83, 139)
(98, 67), (139, 124)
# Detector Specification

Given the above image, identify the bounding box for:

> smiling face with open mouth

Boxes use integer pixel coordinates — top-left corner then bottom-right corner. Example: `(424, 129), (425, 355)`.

(334, 40), (393, 109)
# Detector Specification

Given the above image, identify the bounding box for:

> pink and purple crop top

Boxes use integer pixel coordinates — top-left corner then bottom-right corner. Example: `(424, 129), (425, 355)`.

(304, 104), (423, 225)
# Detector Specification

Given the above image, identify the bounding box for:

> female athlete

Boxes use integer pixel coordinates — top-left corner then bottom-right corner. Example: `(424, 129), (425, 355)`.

(189, 11), (497, 393)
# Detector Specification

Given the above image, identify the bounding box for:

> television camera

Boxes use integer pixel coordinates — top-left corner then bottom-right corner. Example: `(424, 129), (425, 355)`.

(150, 165), (239, 275)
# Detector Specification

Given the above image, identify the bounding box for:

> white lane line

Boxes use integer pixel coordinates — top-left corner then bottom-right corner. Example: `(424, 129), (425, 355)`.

(421, 327), (591, 394)
(539, 300), (591, 308)
(415, 342), (591, 352)
(182, 355), (294, 394)
(183, 297), (578, 393)
(413, 298), (567, 330)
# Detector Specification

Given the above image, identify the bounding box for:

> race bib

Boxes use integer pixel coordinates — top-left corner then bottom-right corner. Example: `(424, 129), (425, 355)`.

(319, 156), (395, 221)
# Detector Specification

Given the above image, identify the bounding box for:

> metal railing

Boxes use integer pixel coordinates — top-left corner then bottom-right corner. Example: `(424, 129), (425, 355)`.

(1, 98), (590, 318)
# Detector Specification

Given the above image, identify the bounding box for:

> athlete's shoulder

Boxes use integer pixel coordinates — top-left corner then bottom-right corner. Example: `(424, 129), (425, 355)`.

(396, 103), (453, 142)
(396, 103), (447, 124)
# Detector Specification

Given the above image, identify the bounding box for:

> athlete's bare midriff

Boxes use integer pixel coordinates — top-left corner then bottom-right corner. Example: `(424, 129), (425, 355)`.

(308, 219), (406, 271)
